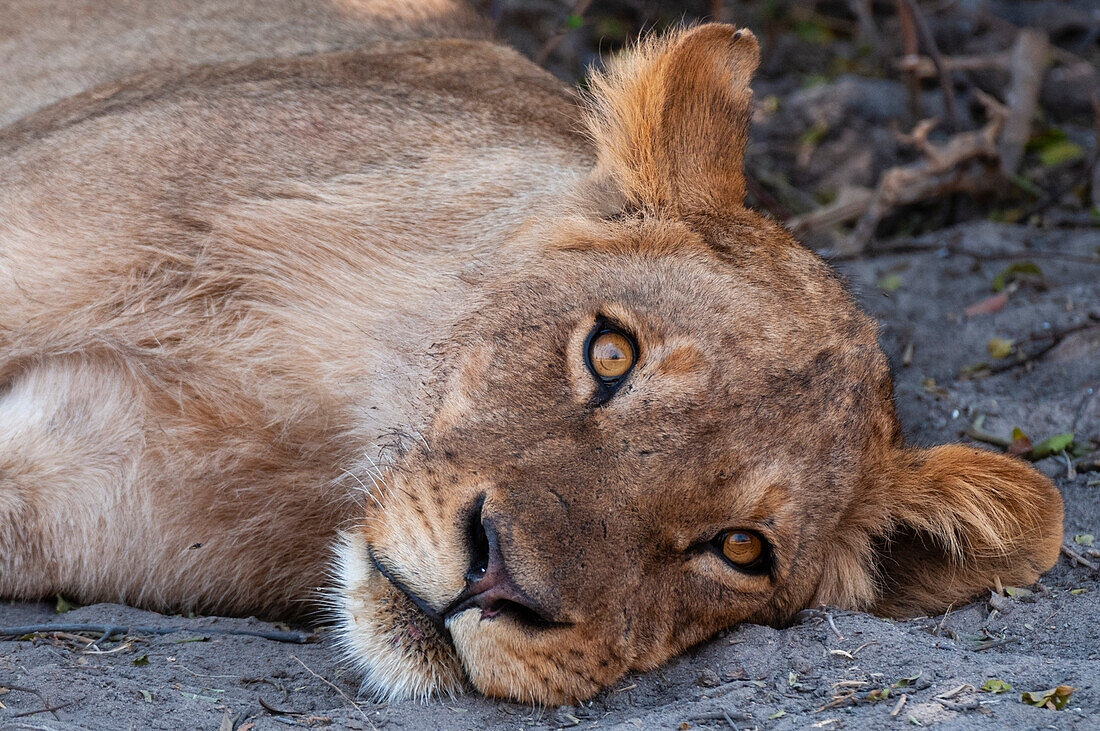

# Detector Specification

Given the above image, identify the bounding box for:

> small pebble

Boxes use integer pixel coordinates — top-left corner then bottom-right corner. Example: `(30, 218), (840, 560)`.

(696, 669), (721, 688)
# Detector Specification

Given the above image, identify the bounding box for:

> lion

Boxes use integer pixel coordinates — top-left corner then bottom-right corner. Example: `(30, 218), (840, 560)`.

(0, 0), (1063, 706)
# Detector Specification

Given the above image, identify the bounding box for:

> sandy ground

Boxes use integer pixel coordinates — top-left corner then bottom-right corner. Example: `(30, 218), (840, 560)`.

(2, 221), (1098, 730)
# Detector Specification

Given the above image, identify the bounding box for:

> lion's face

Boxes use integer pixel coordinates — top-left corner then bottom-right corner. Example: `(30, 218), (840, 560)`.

(336, 212), (890, 702)
(334, 25), (1062, 704)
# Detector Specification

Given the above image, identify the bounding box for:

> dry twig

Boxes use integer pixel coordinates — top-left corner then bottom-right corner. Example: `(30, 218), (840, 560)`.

(986, 318), (1100, 375)
(936, 697), (979, 712)
(13, 698), (82, 719)
(0, 686), (63, 721)
(0, 623), (313, 643)
(852, 640), (879, 655)
(897, 0), (960, 131)
(835, 92), (1006, 255)
(290, 655), (376, 729)
(936, 684), (972, 700)
(816, 691), (858, 712)
(895, 0), (921, 122)
(973, 636), (1019, 652)
(1062, 543), (1099, 571)
(786, 186), (874, 236)
(897, 51), (1011, 78)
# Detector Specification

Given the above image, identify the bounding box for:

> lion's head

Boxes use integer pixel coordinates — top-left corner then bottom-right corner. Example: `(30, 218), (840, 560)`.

(333, 24), (1062, 704)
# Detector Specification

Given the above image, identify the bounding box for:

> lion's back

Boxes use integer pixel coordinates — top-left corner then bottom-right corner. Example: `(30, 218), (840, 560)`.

(0, 0), (489, 128)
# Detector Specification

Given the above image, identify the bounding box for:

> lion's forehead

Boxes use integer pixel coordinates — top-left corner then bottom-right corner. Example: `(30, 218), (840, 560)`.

(477, 218), (878, 368)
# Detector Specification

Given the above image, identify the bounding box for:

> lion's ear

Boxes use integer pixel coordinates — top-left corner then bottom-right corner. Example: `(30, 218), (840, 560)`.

(866, 445), (1063, 617)
(583, 23), (759, 217)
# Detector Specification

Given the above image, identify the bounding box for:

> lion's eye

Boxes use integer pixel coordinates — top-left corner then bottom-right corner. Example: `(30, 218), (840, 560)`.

(722, 532), (762, 564)
(585, 327), (636, 383)
(712, 531), (770, 575)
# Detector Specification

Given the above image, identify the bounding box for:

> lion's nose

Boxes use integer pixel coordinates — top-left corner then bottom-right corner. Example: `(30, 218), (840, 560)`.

(441, 498), (552, 624)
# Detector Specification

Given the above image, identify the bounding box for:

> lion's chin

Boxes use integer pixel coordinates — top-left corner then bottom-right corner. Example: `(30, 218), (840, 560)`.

(332, 532), (467, 702)
(332, 532), (614, 706)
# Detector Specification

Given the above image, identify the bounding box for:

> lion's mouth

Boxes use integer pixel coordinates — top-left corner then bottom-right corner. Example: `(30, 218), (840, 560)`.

(367, 547), (451, 637)
(368, 542), (567, 634)
(334, 532), (468, 701)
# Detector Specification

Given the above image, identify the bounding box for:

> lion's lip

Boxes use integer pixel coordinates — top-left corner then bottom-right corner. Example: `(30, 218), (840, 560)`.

(366, 546), (449, 635)
(367, 545), (570, 632)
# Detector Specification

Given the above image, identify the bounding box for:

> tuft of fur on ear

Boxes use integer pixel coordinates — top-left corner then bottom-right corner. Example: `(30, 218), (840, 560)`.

(867, 445), (1063, 617)
(583, 23), (760, 217)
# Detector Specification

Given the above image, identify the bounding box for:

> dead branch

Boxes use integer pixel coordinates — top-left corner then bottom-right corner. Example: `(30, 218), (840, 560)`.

(978, 10), (1093, 70)
(936, 697), (980, 711)
(897, 52), (1011, 78)
(897, 0), (960, 131)
(0, 623), (314, 643)
(1062, 543), (1099, 570)
(833, 94), (1006, 255)
(0, 686), (63, 721)
(897, 46), (1089, 81)
(801, 20), (1084, 256)
(786, 185), (874, 236)
(13, 698), (82, 719)
(999, 29), (1051, 175)
(972, 637), (1019, 652)
(834, 237), (1100, 263)
(895, 0), (921, 122)
(986, 318), (1100, 375)
(291, 655), (375, 728)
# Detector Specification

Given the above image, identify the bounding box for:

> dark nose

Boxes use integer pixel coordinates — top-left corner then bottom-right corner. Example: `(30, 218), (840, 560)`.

(442, 497), (552, 624)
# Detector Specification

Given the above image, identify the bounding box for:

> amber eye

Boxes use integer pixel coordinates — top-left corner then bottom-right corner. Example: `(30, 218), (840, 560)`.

(721, 531), (763, 566)
(586, 329), (635, 382)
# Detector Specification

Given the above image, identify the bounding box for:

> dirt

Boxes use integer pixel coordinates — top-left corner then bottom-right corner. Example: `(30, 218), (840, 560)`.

(4, 1), (1100, 729)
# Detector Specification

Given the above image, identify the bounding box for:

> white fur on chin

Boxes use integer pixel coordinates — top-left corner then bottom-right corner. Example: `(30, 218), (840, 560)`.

(329, 531), (466, 703)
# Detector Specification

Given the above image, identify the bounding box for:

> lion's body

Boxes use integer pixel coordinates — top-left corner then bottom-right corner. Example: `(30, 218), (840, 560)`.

(1, 1), (1062, 705)
(0, 0), (490, 128)
(0, 0), (575, 614)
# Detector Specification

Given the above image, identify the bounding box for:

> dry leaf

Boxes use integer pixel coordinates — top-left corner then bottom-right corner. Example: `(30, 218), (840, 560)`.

(1008, 428), (1033, 456)
(991, 262), (1043, 292)
(964, 292), (1008, 316)
(1020, 685), (1076, 710)
(987, 338), (1014, 359)
(1029, 433), (1075, 460)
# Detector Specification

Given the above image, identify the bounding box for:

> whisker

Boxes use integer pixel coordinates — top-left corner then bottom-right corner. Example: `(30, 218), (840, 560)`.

(339, 468), (383, 509)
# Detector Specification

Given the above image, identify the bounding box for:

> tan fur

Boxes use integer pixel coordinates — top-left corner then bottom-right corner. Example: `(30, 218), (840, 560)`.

(1, 3), (1062, 705)
(584, 24), (759, 216)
